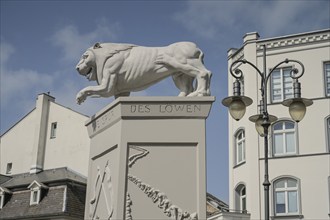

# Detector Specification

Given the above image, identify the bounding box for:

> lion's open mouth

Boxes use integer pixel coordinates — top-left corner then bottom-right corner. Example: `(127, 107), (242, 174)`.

(85, 68), (93, 80)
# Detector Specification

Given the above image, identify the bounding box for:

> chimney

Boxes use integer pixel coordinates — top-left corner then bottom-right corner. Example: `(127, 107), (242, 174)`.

(30, 93), (55, 174)
(243, 32), (260, 45)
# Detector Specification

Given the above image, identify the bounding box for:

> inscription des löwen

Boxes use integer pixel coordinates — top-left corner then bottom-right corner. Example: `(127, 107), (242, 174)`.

(130, 104), (202, 114)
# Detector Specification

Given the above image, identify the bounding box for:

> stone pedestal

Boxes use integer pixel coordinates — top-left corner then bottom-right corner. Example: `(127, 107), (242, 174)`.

(84, 97), (215, 220)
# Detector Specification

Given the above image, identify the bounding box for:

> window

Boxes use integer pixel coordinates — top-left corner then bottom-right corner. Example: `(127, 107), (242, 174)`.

(235, 184), (247, 213)
(0, 195), (3, 209)
(274, 178), (299, 215)
(28, 180), (48, 205)
(325, 62), (330, 96)
(6, 163), (12, 174)
(240, 186), (247, 212)
(50, 122), (57, 138)
(272, 121), (296, 156)
(30, 188), (40, 205)
(235, 129), (245, 165)
(0, 187), (12, 209)
(271, 67), (293, 102)
(327, 116), (330, 152)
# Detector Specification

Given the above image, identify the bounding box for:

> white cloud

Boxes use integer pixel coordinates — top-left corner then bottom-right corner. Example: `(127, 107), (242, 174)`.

(0, 41), (15, 66)
(175, 1), (330, 40)
(51, 22), (120, 62)
(0, 41), (54, 107)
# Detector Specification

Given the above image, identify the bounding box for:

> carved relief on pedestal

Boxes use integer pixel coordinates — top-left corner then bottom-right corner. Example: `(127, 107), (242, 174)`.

(126, 145), (198, 220)
(128, 146), (149, 168)
(126, 193), (133, 220)
(89, 161), (114, 220)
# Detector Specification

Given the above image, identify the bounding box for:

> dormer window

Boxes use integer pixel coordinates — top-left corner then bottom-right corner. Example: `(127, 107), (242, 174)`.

(27, 180), (48, 205)
(0, 187), (12, 209)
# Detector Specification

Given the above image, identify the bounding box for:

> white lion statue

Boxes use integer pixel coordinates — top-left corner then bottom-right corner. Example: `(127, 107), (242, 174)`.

(76, 42), (211, 104)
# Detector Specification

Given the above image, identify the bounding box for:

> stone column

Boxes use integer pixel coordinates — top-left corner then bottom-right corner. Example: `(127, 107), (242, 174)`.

(84, 96), (215, 220)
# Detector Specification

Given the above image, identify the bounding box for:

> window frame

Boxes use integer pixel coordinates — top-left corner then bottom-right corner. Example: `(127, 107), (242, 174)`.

(50, 122), (57, 139)
(326, 116), (330, 152)
(271, 120), (297, 157)
(30, 187), (41, 205)
(273, 177), (301, 216)
(234, 129), (246, 165)
(6, 163), (12, 175)
(28, 181), (48, 206)
(240, 186), (247, 212)
(324, 61), (330, 97)
(235, 183), (247, 213)
(270, 66), (294, 103)
(0, 194), (3, 209)
(0, 187), (12, 209)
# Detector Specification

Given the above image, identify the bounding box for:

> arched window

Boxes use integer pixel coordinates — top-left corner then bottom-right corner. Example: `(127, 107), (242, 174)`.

(272, 121), (296, 156)
(235, 129), (245, 165)
(235, 184), (247, 213)
(273, 177), (299, 215)
(240, 186), (247, 212)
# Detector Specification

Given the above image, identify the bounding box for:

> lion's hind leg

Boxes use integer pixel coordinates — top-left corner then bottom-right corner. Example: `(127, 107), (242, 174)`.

(155, 52), (211, 97)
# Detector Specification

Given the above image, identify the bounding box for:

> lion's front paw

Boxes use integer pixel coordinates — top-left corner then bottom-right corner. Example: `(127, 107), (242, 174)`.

(76, 91), (86, 105)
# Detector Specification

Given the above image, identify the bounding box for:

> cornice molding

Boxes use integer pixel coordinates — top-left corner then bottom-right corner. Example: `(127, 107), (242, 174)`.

(257, 31), (330, 50)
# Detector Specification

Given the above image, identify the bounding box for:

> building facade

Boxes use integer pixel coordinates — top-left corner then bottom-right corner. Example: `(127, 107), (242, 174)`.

(227, 29), (330, 219)
(1, 93), (90, 176)
(0, 93), (90, 219)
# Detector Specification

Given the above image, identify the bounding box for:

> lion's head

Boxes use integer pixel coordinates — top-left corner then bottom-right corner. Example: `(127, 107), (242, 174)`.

(76, 49), (97, 81)
(76, 42), (136, 86)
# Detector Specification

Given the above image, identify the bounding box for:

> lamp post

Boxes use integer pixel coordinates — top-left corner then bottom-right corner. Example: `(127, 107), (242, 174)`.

(222, 45), (313, 220)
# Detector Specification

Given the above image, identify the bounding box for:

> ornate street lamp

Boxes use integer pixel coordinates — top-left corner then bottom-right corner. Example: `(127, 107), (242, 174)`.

(222, 45), (313, 220)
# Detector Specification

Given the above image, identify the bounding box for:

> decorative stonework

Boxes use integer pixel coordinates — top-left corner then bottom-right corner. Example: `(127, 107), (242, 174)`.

(230, 31), (330, 61)
(257, 32), (330, 50)
(125, 193), (133, 220)
(85, 97), (215, 138)
(128, 146), (149, 168)
(89, 161), (113, 220)
(128, 174), (198, 220)
(231, 48), (244, 63)
(85, 97), (212, 219)
(76, 42), (212, 104)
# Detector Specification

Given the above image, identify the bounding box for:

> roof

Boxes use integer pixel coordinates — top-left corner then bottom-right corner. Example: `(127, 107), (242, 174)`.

(0, 167), (86, 220)
(1, 167), (86, 189)
(206, 192), (229, 217)
(27, 180), (49, 189)
(0, 175), (12, 185)
(0, 185), (85, 219)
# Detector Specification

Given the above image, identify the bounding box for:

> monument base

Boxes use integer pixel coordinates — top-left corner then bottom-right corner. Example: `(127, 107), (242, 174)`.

(84, 96), (215, 220)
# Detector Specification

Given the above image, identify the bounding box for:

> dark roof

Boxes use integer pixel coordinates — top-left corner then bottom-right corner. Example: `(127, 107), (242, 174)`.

(0, 175), (12, 185)
(0, 184), (85, 219)
(1, 167), (86, 189)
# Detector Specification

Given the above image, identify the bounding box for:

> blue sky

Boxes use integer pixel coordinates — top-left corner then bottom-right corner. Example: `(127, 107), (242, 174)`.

(1, 0), (329, 202)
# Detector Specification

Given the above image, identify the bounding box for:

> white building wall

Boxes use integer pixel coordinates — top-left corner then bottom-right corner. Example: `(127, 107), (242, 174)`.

(228, 29), (330, 220)
(0, 94), (90, 176)
(43, 102), (90, 176)
(0, 110), (36, 175)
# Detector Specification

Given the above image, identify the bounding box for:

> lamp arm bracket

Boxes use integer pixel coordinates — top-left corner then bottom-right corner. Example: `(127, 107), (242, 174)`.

(266, 59), (305, 83)
(230, 59), (263, 80)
